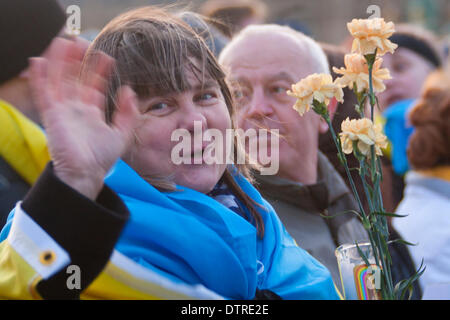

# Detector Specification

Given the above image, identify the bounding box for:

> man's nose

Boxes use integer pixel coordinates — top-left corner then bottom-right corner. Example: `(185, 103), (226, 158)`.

(246, 88), (274, 119)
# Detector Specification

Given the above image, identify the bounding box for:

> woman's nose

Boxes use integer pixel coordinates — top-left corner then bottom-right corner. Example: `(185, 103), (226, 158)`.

(179, 105), (208, 134)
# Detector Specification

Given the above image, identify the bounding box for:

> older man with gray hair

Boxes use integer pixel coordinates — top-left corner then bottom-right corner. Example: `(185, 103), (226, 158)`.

(219, 24), (368, 292)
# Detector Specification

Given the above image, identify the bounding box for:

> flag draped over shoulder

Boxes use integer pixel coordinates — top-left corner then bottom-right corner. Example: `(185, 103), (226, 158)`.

(106, 160), (340, 300)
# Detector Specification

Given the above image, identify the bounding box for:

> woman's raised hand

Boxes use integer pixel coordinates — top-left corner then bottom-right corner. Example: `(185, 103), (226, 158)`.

(29, 37), (139, 200)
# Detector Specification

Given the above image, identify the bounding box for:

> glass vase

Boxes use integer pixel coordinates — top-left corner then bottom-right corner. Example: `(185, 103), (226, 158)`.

(335, 242), (382, 300)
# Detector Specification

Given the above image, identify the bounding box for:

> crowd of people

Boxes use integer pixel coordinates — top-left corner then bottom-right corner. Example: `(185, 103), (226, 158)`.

(0, 0), (448, 300)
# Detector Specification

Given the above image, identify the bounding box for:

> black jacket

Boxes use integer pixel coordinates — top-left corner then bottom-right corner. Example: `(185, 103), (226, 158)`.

(0, 156), (29, 228)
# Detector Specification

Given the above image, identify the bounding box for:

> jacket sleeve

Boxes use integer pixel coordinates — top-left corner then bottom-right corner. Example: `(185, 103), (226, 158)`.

(0, 162), (130, 299)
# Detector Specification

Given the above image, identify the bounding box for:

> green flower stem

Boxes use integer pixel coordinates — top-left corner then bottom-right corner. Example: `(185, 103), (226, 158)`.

(372, 155), (395, 298)
(353, 85), (367, 118)
(366, 58), (395, 297)
(359, 159), (374, 212)
(375, 229), (394, 299)
(323, 115), (366, 217)
(365, 51), (377, 122)
(368, 64), (376, 121)
(323, 113), (390, 297)
(359, 156), (394, 299)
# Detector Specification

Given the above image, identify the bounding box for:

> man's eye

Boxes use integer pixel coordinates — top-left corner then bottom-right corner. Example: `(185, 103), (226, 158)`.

(271, 85), (288, 94)
(233, 89), (247, 99)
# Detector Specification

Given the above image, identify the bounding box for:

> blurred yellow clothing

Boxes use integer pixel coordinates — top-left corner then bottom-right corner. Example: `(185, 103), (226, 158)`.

(375, 113), (392, 159)
(0, 100), (50, 184)
(418, 166), (450, 183)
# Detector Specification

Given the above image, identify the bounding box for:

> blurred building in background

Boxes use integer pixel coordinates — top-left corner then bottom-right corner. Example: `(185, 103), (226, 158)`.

(59, 0), (449, 53)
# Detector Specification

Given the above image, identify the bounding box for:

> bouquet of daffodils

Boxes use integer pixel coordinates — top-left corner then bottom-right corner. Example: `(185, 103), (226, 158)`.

(288, 18), (424, 300)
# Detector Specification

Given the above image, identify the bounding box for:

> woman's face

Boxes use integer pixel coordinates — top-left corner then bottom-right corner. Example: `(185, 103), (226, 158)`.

(378, 47), (434, 111)
(123, 70), (232, 194)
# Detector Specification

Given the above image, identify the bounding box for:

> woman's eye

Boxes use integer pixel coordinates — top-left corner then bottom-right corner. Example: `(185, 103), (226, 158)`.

(150, 102), (168, 111)
(197, 92), (216, 101)
(152, 103), (167, 110)
(200, 93), (213, 100)
(145, 102), (172, 115)
(195, 92), (219, 105)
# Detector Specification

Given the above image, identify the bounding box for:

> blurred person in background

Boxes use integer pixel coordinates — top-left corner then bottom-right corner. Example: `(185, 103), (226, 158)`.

(393, 69), (450, 295)
(0, 0), (67, 227)
(179, 11), (229, 57)
(378, 25), (442, 113)
(219, 25), (368, 294)
(377, 24), (443, 213)
(198, 0), (267, 38)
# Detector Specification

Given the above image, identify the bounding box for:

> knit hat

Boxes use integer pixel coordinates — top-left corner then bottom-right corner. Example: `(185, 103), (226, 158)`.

(0, 0), (67, 85)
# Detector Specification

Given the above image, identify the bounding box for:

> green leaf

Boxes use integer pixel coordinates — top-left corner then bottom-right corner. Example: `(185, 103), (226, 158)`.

(355, 242), (372, 268)
(394, 279), (410, 300)
(394, 259), (426, 300)
(376, 157), (384, 181)
(319, 209), (362, 221)
(375, 96), (382, 113)
(388, 238), (418, 247)
(374, 211), (408, 218)
(362, 218), (371, 230)
(354, 103), (362, 115)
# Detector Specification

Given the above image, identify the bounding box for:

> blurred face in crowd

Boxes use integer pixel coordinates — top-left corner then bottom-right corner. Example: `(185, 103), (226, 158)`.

(123, 67), (232, 194)
(378, 47), (434, 110)
(220, 30), (329, 184)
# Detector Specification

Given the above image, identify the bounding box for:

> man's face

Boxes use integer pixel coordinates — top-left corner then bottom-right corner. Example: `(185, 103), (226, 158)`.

(220, 32), (323, 180)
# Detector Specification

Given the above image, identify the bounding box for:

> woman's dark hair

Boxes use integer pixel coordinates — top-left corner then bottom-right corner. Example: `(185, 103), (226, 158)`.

(408, 70), (450, 169)
(81, 6), (265, 237)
